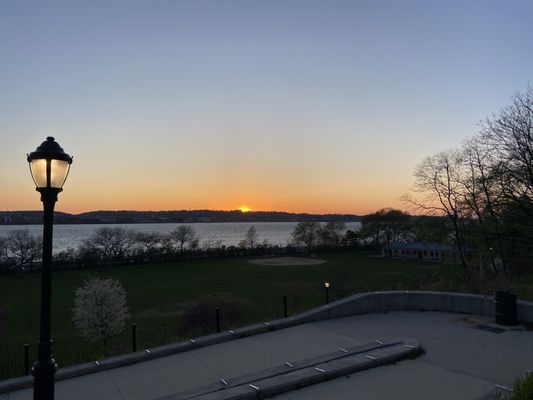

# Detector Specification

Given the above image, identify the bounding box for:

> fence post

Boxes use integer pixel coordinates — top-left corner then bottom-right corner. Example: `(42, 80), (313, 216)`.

(283, 295), (288, 318)
(132, 324), (137, 353)
(216, 308), (221, 333)
(23, 344), (30, 376)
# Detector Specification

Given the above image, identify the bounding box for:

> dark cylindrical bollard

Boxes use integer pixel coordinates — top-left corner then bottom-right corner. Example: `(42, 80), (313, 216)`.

(23, 344), (30, 376)
(283, 296), (288, 318)
(216, 308), (221, 333)
(132, 324), (137, 352)
(494, 291), (517, 326)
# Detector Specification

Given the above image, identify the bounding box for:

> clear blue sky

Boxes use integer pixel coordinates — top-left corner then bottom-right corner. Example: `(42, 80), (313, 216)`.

(1, 0), (532, 213)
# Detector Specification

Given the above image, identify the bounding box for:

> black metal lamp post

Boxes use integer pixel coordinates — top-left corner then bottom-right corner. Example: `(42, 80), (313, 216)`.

(27, 137), (72, 400)
(324, 281), (330, 304)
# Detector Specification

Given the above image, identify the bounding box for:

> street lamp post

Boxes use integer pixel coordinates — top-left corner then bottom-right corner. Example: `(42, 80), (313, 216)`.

(28, 137), (72, 400)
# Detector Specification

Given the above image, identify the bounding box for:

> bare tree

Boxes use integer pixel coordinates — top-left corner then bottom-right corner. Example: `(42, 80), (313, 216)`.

(240, 226), (258, 249)
(318, 221), (346, 248)
(479, 87), (533, 267)
(7, 230), (42, 270)
(134, 232), (163, 254)
(292, 221), (320, 249)
(481, 86), (533, 214)
(292, 221), (319, 249)
(71, 276), (130, 343)
(461, 137), (507, 272)
(170, 225), (197, 252)
(405, 150), (471, 279)
(81, 227), (134, 261)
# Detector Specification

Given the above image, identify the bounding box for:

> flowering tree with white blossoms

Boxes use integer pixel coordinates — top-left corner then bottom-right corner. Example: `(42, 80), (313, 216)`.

(72, 276), (130, 342)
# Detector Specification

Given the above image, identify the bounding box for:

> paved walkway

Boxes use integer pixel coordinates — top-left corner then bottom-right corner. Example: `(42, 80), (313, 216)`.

(274, 312), (533, 400)
(3, 311), (532, 400)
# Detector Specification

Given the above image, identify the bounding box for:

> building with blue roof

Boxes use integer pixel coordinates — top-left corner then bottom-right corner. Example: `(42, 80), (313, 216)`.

(382, 242), (454, 262)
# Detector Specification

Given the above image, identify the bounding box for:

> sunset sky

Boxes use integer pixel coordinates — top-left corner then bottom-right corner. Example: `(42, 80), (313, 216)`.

(1, 1), (532, 215)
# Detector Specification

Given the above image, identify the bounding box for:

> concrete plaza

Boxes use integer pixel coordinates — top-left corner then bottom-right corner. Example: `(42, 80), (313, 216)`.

(2, 310), (532, 400)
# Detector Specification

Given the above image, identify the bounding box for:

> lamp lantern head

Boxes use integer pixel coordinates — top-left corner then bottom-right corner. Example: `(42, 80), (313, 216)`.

(27, 137), (73, 192)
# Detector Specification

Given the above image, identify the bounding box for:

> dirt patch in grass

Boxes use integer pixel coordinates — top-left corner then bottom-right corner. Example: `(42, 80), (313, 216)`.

(247, 257), (326, 266)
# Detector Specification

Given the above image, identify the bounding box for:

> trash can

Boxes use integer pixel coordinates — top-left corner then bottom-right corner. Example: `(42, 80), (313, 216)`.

(494, 291), (517, 326)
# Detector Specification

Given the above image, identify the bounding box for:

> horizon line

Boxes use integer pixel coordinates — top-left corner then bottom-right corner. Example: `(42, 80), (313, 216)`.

(1, 208), (367, 216)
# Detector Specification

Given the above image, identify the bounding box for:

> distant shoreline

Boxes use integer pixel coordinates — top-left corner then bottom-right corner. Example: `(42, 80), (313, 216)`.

(0, 210), (361, 226)
(0, 220), (361, 226)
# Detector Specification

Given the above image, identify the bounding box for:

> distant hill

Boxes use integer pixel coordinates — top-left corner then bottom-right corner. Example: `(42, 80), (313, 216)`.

(0, 210), (361, 225)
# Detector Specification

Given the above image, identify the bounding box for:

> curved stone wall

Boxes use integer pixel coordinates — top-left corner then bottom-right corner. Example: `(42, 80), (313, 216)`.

(293, 290), (533, 325)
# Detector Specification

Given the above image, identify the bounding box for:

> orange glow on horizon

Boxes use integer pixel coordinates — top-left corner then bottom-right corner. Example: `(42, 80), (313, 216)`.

(13, 193), (416, 217)
(5, 164), (415, 216)
(42, 184), (413, 215)
(49, 196), (412, 216)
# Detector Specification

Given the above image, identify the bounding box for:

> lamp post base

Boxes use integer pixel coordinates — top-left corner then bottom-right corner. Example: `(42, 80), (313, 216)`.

(32, 346), (58, 400)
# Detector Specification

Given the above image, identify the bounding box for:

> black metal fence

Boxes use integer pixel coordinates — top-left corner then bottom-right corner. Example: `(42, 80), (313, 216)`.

(0, 295), (318, 381)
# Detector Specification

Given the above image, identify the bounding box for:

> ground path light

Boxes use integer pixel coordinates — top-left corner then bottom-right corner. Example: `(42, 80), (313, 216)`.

(28, 137), (73, 400)
(325, 281), (330, 304)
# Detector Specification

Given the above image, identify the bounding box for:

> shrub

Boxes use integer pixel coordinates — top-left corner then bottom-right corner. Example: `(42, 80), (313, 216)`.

(178, 302), (244, 337)
(510, 373), (533, 400)
(71, 276), (130, 342)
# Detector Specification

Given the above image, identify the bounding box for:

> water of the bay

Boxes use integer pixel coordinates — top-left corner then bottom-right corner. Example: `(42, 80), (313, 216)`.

(0, 222), (361, 253)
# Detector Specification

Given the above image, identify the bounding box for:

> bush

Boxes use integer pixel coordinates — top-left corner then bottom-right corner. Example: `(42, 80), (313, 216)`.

(510, 373), (533, 400)
(178, 302), (244, 337)
(71, 276), (130, 342)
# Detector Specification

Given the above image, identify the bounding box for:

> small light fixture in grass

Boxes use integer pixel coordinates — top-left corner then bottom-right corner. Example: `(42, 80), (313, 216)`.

(324, 282), (330, 303)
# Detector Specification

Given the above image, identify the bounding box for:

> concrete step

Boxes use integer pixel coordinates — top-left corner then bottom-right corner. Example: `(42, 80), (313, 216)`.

(156, 339), (421, 400)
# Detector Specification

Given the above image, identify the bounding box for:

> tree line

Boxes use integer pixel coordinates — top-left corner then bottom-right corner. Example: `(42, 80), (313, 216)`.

(0, 223), (358, 271)
(403, 87), (533, 280)
(0, 209), (361, 225)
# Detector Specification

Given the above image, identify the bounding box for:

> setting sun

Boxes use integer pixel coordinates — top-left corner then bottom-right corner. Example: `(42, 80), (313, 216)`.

(239, 206), (252, 213)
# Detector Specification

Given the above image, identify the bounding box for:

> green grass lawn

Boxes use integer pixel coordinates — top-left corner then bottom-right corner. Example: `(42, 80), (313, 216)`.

(0, 251), (445, 351)
(19, 250), (533, 379)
